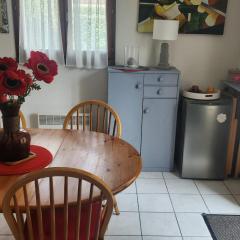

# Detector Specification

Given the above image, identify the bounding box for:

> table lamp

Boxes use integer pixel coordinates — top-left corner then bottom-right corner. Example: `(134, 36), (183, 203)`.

(153, 19), (179, 69)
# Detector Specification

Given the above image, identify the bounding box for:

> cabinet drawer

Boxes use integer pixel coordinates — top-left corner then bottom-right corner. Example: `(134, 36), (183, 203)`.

(144, 74), (178, 86)
(144, 86), (177, 98)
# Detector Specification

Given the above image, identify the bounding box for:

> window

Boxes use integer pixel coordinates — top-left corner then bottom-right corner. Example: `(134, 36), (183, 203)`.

(12, 0), (116, 68)
(18, 0), (64, 64)
(67, 0), (108, 68)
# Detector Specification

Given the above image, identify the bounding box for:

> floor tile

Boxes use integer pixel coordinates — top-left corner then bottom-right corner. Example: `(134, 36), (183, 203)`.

(106, 212), (141, 236)
(143, 237), (182, 240)
(120, 182), (137, 194)
(115, 194), (138, 212)
(0, 236), (14, 240)
(140, 212), (181, 236)
(170, 194), (208, 213)
(183, 238), (212, 240)
(106, 237), (142, 240)
(0, 214), (12, 235)
(165, 179), (199, 194)
(138, 194), (173, 212)
(136, 179), (167, 194)
(224, 179), (240, 194)
(234, 195), (240, 205)
(202, 194), (240, 214)
(195, 181), (230, 195)
(176, 213), (211, 237)
(163, 172), (180, 179)
(140, 172), (163, 179)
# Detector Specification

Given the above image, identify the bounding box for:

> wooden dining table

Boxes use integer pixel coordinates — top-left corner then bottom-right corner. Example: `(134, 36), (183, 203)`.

(0, 129), (142, 211)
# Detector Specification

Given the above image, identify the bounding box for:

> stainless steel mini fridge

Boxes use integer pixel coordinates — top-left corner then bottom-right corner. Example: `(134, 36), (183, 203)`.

(177, 96), (232, 179)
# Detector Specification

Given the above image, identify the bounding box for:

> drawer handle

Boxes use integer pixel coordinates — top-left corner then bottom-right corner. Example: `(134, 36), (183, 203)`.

(143, 108), (150, 114)
(157, 76), (163, 82)
(135, 83), (142, 89)
(157, 89), (162, 95)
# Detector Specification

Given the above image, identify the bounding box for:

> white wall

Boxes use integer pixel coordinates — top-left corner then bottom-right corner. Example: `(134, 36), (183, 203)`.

(115, 0), (240, 89)
(21, 67), (107, 126)
(0, 1), (107, 127)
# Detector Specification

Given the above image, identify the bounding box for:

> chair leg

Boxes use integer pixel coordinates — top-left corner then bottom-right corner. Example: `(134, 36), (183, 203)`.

(113, 196), (120, 215)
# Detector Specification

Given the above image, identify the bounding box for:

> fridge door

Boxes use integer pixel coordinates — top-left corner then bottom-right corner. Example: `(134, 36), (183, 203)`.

(181, 99), (232, 179)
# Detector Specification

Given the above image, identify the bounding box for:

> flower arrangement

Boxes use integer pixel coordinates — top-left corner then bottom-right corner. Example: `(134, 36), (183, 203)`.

(0, 51), (58, 105)
(0, 51), (58, 163)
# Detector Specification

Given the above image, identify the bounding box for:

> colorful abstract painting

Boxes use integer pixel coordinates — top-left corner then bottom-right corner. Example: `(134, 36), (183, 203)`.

(138, 0), (228, 35)
(0, 0), (9, 33)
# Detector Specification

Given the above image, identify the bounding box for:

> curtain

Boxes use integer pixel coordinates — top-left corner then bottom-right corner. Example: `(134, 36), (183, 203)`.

(19, 0), (64, 64)
(67, 0), (108, 69)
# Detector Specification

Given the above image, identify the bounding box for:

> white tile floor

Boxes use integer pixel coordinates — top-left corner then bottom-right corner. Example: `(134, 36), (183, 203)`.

(0, 172), (240, 240)
(106, 172), (240, 240)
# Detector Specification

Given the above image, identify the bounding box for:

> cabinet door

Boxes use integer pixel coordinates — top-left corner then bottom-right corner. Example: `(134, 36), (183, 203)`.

(141, 98), (177, 171)
(108, 73), (143, 152)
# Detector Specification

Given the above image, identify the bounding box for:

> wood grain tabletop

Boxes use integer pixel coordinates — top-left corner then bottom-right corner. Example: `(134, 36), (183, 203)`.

(0, 129), (142, 211)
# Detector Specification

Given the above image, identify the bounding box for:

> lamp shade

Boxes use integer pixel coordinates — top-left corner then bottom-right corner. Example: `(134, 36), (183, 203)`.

(153, 20), (179, 41)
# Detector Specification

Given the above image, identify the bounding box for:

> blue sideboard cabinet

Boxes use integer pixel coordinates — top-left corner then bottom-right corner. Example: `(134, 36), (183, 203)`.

(108, 67), (180, 171)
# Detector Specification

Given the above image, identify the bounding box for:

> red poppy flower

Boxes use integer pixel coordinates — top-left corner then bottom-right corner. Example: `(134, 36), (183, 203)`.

(0, 57), (18, 72)
(0, 70), (32, 96)
(24, 51), (58, 84)
(19, 70), (33, 86)
(0, 94), (7, 103)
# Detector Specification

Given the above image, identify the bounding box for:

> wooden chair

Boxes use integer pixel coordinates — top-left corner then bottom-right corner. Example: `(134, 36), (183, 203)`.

(63, 100), (122, 138)
(19, 111), (27, 129)
(2, 167), (114, 240)
(63, 100), (122, 215)
(0, 111), (27, 129)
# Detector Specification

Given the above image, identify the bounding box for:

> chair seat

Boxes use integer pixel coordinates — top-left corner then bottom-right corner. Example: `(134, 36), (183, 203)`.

(25, 201), (102, 240)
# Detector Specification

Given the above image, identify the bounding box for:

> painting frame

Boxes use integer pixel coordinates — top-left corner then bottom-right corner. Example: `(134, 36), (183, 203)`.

(0, 0), (9, 33)
(137, 0), (228, 35)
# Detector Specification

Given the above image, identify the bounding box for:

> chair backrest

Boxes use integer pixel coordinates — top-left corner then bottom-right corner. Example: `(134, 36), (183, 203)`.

(19, 111), (27, 129)
(2, 167), (114, 240)
(0, 111), (27, 129)
(63, 100), (122, 138)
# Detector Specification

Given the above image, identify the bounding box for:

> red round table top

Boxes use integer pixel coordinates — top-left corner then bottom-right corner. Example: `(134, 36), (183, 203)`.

(0, 145), (53, 175)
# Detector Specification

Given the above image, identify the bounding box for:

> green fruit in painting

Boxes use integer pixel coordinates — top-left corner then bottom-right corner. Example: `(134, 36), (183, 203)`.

(154, 4), (165, 16)
(190, 0), (202, 5)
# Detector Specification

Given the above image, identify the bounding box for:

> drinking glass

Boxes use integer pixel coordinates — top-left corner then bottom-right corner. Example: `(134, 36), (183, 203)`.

(124, 46), (139, 68)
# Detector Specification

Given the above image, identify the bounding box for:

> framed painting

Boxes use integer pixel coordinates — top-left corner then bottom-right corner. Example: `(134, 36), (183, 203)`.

(138, 0), (228, 35)
(0, 0), (9, 33)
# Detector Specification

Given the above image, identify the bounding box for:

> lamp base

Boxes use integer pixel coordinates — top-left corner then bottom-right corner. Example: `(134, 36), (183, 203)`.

(156, 63), (171, 70)
(156, 42), (171, 69)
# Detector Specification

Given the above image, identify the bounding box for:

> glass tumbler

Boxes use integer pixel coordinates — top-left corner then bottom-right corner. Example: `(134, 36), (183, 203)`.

(124, 46), (139, 68)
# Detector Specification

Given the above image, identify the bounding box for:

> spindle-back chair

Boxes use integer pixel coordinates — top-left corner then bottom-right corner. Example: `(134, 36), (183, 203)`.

(2, 167), (114, 240)
(63, 100), (122, 138)
(63, 100), (122, 215)
(19, 111), (27, 129)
